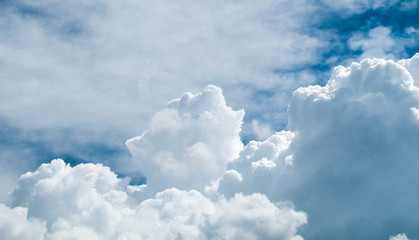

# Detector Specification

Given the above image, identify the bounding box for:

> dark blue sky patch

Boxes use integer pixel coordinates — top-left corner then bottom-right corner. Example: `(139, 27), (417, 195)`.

(309, 2), (419, 66)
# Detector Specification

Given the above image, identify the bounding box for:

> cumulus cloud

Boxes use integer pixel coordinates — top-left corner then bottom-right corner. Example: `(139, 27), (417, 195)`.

(4, 55), (419, 239)
(210, 193), (306, 240)
(126, 85), (244, 194)
(2, 1), (419, 238)
(0, 0), (331, 201)
(213, 55), (419, 239)
(390, 233), (412, 240)
(398, 52), (419, 86)
(0, 204), (46, 240)
(214, 131), (295, 199)
(3, 159), (307, 240)
(0, 85), (310, 239)
(2, 0), (418, 206)
(286, 57), (419, 239)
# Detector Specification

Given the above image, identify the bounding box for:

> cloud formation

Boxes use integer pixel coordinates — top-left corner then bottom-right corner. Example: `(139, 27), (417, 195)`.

(4, 53), (419, 239)
(3, 0), (417, 192)
(2, 1), (419, 238)
(3, 159), (307, 240)
(0, 0), (329, 199)
(214, 55), (419, 239)
(126, 85), (244, 195)
(390, 233), (412, 240)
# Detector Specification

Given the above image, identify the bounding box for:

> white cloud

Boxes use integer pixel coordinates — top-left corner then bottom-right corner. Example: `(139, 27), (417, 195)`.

(0, 204), (46, 240)
(2, 1), (419, 238)
(0, 0), (325, 133)
(214, 55), (419, 238)
(210, 193), (307, 240)
(215, 131), (294, 198)
(285, 57), (419, 238)
(398, 52), (419, 86)
(390, 233), (411, 240)
(2, 1), (418, 205)
(11, 159), (128, 238)
(4, 159), (307, 240)
(0, 0), (330, 201)
(126, 85), (244, 195)
(4, 55), (419, 239)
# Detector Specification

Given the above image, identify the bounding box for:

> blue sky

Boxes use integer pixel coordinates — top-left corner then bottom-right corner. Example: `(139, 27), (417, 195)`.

(1, 0), (419, 239)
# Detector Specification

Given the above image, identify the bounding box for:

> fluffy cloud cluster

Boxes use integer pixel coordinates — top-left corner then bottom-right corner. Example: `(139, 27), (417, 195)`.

(3, 52), (419, 239)
(1, 159), (307, 240)
(213, 54), (419, 239)
(0, 0), (328, 203)
(0, 204), (46, 240)
(2, 0), (418, 209)
(126, 85), (244, 194)
(390, 233), (412, 240)
(287, 56), (419, 239)
(207, 130), (295, 199)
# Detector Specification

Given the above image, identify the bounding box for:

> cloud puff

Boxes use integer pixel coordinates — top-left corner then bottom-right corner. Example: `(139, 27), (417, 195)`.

(214, 55), (419, 239)
(4, 159), (307, 240)
(286, 56), (419, 239)
(0, 204), (46, 240)
(398, 52), (419, 86)
(2, 0), (418, 205)
(213, 130), (294, 199)
(390, 233), (412, 240)
(4, 55), (419, 239)
(126, 85), (244, 194)
(5, 54), (419, 239)
(11, 159), (128, 239)
(210, 193), (306, 240)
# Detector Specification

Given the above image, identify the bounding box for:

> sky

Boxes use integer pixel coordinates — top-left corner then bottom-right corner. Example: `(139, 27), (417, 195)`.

(1, 0), (419, 239)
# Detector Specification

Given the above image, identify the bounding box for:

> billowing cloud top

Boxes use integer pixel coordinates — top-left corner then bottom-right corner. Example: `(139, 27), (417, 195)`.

(216, 55), (419, 239)
(126, 85), (244, 194)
